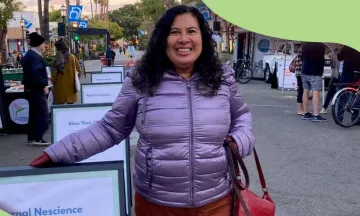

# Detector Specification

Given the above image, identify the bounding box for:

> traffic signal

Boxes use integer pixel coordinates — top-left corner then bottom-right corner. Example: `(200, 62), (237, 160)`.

(73, 34), (79, 41)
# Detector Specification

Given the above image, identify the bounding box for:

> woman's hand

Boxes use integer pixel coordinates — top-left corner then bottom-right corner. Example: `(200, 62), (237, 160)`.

(225, 136), (238, 151)
(29, 152), (54, 167)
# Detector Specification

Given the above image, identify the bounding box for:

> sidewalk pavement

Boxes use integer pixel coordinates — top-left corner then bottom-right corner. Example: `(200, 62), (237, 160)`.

(84, 50), (144, 72)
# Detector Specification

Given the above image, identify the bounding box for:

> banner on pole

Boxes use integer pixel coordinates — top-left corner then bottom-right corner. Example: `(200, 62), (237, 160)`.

(79, 20), (88, 28)
(67, 5), (83, 22)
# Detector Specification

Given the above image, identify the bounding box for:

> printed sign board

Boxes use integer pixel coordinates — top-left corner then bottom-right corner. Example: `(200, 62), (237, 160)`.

(91, 72), (123, 83)
(0, 162), (126, 216)
(8, 98), (29, 125)
(101, 66), (124, 73)
(51, 104), (132, 215)
(81, 83), (123, 104)
(277, 61), (297, 90)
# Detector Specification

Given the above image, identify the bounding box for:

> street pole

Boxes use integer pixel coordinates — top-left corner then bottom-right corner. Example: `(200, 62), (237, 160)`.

(21, 26), (25, 52)
(282, 41), (287, 94)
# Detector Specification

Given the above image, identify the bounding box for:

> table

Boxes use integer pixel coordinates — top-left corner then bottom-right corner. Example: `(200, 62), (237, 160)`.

(2, 69), (23, 82)
(4, 84), (53, 134)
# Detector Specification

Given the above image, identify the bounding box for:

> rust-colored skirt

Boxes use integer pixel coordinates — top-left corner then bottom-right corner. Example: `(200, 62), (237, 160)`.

(135, 192), (232, 216)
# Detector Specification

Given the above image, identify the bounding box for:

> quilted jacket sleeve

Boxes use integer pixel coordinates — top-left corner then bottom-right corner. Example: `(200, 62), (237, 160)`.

(224, 64), (255, 157)
(44, 73), (138, 163)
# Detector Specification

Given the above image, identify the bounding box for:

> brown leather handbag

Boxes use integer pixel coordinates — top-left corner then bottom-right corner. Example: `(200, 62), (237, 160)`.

(224, 137), (276, 216)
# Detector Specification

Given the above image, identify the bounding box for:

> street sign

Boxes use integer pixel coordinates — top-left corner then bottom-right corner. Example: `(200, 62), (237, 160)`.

(196, 4), (212, 21)
(67, 5), (83, 22)
(22, 18), (32, 29)
(79, 20), (88, 28)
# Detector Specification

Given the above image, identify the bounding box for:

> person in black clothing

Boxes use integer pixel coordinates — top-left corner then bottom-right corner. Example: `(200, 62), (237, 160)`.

(301, 42), (327, 122)
(111, 49), (116, 66)
(336, 45), (360, 123)
(105, 46), (112, 66)
(338, 45), (360, 84)
(22, 32), (50, 146)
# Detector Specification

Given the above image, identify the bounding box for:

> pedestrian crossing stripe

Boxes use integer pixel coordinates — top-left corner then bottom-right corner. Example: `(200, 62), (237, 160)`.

(0, 209), (10, 216)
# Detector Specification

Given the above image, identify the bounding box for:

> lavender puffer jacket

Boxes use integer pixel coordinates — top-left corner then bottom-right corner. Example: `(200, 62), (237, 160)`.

(44, 64), (255, 208)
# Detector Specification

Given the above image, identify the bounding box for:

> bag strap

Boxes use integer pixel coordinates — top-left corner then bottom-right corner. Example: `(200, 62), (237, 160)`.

(224, 138), (270, 216)
(224, 139), (251, 216)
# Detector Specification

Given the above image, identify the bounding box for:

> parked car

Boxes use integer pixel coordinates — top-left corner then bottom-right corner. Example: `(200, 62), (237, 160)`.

(262, 42), (333, 83)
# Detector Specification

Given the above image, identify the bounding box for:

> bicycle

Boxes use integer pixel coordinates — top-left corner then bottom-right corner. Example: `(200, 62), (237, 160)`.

(331, 73), (360, 128)
(233, 55), (253, 84)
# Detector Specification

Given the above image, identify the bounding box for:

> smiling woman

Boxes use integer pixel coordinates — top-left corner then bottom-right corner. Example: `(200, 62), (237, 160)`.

(132, 5), (224, 96)
(166, 13), (203, 79)
(29, 5), (255, 216)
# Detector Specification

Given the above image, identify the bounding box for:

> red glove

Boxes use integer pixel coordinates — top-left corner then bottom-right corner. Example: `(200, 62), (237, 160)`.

(29, 152), (54, 167)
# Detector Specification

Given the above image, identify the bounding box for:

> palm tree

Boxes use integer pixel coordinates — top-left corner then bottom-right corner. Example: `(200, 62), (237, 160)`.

(37, 0), (50, 40)
(43, 0), (50, 39)
(90, 0), (94, 19)
(94, 0), (98, 19)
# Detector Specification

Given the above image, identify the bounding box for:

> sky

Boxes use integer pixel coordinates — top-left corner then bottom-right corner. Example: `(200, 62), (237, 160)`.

(24, 0), (138, 15)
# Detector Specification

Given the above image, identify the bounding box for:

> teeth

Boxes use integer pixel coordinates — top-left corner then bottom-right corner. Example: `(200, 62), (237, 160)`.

(177, 48), (191, 52)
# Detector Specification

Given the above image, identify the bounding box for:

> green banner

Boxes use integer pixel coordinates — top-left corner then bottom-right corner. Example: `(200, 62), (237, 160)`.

(203, 0), (360, 51)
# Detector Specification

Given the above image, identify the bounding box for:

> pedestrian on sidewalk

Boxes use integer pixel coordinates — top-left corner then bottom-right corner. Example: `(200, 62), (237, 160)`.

(334, 45), (360, 122)
(127, 43), (135, 59)
(111, 49), (116, 66)
(105, 46), (112, 66)
(29, 5), (255, 216)
(50, 38), (81, 105)
(301, 42), (327, 122)
(289, 43), (305, 115)
(21, 32), (50, 146)
(320, 44), (343, 114)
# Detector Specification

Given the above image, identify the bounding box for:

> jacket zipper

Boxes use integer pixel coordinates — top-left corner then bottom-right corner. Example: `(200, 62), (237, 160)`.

(187, 82), (195, 207)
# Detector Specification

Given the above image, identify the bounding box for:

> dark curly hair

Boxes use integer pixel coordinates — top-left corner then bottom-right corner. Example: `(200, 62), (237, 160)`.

(132, 5), (224, 96)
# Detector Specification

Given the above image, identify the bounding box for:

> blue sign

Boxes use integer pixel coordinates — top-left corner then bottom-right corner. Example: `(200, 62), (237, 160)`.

(22, 18), (32, 29)
(67, 5), (83, 22)
(258, 39), (270, 52)
(78, 20), (88, 28)
(196, 4), (212, 21)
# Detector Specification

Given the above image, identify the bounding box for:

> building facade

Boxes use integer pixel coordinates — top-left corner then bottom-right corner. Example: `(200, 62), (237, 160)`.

(6, 11), (41, 53)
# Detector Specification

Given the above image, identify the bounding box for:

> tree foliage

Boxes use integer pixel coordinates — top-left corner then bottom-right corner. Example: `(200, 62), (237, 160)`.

(0, 0), (25, 62)
(0, 0), (25, 28)
(88, 19), (123, 39)
(140, 0), (178, 23)
(49, 6), (62, 22)
(109, 4), (142, 42)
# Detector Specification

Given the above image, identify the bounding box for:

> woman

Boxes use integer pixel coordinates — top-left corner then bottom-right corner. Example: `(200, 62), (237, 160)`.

(16, 52), (23, 68)
(51, 38), (81, 104)
(290, 45), (305, 115)
(30, 5), (255, 216)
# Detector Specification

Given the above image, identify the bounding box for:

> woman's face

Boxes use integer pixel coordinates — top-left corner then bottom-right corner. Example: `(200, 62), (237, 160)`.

(166, 13), (202, 70)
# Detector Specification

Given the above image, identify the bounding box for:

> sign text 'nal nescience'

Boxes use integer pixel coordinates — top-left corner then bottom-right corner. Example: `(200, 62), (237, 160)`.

(10, 206), (83, 216)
